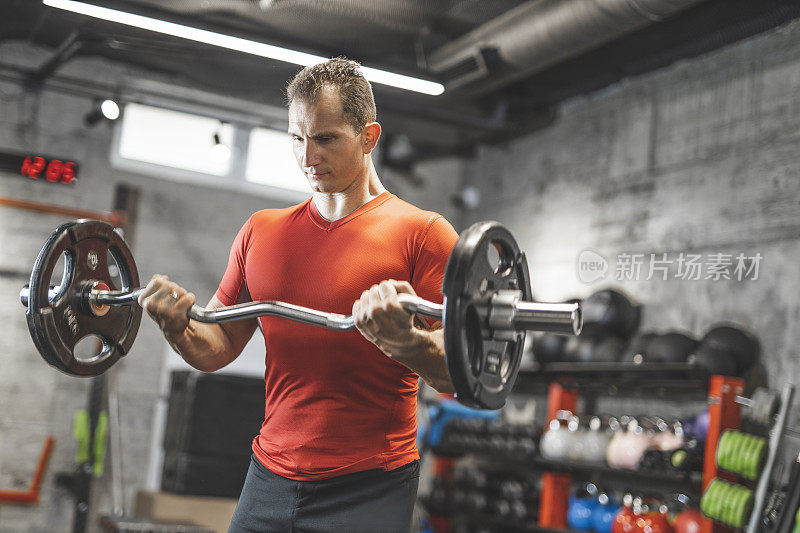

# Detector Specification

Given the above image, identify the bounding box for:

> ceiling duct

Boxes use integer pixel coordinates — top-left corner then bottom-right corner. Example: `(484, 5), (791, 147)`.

(429, 0), (708, 93)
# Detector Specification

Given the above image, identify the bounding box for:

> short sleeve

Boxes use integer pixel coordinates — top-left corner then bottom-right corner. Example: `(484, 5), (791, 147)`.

(215, 216), (253, 306)
(411, 216), (460, 315)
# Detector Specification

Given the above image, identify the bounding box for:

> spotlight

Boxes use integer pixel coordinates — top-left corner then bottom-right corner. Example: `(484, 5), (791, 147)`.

(210, 131), (231, 163)
(100, 99), (120, 120)
(84, 99), (120, 127)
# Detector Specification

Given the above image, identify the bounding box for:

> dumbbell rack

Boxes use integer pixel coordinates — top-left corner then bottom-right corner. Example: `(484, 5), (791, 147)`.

(743, 384), (793, 533)
(538, 371), (744, 532)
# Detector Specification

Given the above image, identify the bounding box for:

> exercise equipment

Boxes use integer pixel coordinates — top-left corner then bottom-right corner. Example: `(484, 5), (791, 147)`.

(690, 323), (760, 377)
(592, 496), (621, 533)
(579, 288), (641, 340)
(716, 430), (767, 481)
(737, 387), (780, 427)
(700, 324), (760, 374)
(672, 508), (702, 533)
(645, 332), (698, 363)
(19, 219), (582, 409)
(700, 478), (753, 529)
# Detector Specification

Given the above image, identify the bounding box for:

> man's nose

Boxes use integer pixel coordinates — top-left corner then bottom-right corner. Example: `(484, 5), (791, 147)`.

(302, 140), (321, 167)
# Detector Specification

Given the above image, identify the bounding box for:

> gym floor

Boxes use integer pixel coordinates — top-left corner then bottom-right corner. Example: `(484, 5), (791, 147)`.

(1, 1), (800, 533)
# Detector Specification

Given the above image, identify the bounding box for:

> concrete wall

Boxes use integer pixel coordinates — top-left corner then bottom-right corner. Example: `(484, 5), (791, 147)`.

(0, 43), (461, 532)
(462, 20), (800, 417)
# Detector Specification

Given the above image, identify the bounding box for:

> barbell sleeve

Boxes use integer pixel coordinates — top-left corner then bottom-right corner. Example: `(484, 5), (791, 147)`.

(512, 302), (581, 335)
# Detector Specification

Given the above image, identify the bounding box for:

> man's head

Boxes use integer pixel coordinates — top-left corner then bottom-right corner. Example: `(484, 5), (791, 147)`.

(286, 58), (381, 194)
(286, 58), (376, 134)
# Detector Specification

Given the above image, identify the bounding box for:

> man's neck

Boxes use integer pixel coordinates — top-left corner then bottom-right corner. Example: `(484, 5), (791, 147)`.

(313, 163), (386, 222)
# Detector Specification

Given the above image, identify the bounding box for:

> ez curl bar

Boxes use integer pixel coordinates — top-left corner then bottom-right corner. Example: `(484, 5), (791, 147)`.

(20, 219), (581, 409)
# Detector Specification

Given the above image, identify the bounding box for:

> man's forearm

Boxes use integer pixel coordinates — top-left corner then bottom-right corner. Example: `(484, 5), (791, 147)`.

(165, 321), (236, 373)
(387, 329), (455, 394)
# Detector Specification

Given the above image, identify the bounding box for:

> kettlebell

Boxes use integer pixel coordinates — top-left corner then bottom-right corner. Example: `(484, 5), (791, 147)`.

(593, 493), (622, 533)
(646, 332), (698, 363)
(606, 419), (651, 469)
(700, 323), (760, 375)
(569, 494), (596, 531)
(612, 494), (637, 533)
(580, 289), (642, 340)
(541, 413), (572, 461)
(533, 333), (568, 363)
(582, 416), (611, 464)
(673, 509), (703, 533)
(566, 416), (588, 462)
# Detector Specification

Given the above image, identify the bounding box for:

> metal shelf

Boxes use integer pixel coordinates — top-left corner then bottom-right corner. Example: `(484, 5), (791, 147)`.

(515, 362), (711, 398)
(431, 448), (703, 496)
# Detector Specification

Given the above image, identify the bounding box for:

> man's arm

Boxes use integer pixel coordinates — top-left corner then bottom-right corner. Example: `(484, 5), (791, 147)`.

(138, 275), (258, 373)
(352, 280), (455, 393)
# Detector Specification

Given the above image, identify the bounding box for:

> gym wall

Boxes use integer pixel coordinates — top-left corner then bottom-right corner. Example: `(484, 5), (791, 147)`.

(460, 18), (800, 417)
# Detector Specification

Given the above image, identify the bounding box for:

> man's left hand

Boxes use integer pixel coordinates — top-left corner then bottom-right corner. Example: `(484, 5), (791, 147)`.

(352, 280), (422, 358)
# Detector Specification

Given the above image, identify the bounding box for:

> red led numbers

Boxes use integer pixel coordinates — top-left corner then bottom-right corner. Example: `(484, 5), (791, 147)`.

(45, 159), (62, 182)
(20, 156), (77, 184)
(21, 156), (46, 179)
(61, 162), (76, 184)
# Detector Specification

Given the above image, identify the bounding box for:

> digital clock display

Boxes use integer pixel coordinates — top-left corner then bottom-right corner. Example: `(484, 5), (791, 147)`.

(0, 151), (79, 185)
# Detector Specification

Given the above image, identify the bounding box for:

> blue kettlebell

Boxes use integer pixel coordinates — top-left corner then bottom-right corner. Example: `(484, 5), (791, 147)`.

(591, 497), (621, 533)
(568, 495), (596, 531)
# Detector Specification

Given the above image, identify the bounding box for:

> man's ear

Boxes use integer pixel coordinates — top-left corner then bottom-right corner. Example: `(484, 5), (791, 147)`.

(362, 122), (381, 154)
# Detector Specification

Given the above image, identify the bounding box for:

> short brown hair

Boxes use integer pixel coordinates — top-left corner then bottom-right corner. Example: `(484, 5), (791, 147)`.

(286, 58), (376, 133)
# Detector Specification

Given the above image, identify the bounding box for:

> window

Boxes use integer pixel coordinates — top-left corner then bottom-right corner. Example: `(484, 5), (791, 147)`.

(117, 103), (234, 176)
(246, 127), (312, 193)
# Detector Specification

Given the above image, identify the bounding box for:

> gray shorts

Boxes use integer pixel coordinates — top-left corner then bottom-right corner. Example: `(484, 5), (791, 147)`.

(228, 455), (420, 533)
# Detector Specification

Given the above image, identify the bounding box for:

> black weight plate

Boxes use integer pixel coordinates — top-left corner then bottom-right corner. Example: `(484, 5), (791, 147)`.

(443, 221), (532, 410)
(26, 220), (141, 376)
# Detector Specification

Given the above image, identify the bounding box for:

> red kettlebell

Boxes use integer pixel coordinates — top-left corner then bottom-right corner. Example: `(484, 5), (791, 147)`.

(641, 511), (674, 533)
(673, 509), (703, 533)
(612, 496), (637, 533)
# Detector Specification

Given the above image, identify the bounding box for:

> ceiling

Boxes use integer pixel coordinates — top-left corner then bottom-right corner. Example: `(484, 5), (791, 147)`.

(3, 0), (800, 163)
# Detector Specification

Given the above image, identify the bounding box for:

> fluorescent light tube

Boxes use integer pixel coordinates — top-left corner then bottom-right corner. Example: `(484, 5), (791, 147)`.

(42, 0), (445, 96)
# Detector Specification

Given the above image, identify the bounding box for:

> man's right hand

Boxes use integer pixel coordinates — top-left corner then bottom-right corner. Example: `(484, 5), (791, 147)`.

(137, 274), (197, 339)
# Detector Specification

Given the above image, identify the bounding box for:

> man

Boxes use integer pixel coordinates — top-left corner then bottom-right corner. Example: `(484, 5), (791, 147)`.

(138, 58), (458, 532)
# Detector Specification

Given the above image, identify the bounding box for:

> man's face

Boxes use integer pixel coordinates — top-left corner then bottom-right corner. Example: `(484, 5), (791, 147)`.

(288, 87), (367, 194)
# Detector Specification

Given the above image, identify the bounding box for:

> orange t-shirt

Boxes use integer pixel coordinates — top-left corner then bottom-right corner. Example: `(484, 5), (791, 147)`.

(215, 192), (459, 480)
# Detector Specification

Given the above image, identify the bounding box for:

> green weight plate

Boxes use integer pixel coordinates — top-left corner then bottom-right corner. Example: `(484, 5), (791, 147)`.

(720, 481), (735, 525)
(749, 436), (767, 480)
(710, 480), (726, 521)
(724, 430), (741, 474)
(732, 431), (748, 476)
(717, 430), (734, 471)
(740, 434), (756, 479)
(735, 487), (754, 529)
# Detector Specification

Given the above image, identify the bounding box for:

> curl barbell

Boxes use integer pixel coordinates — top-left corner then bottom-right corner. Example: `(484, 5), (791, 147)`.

(20, 219), (581, 409)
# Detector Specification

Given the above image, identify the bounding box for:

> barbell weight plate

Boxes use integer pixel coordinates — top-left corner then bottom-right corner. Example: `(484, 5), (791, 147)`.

(442, 221), (532, 410)
(26, 220), (141, 376)
(752, 387), (779, 426)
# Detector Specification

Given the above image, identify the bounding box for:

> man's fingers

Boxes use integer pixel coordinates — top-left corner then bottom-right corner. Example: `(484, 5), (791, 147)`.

(391, 280), (415, 295)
